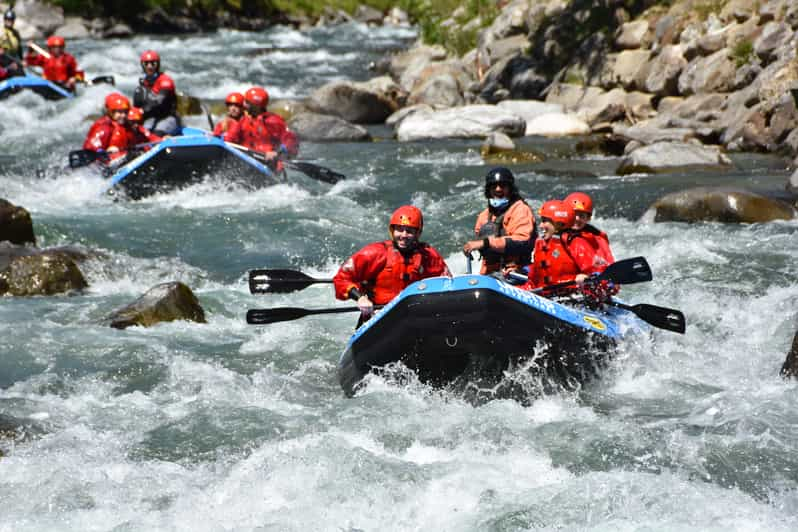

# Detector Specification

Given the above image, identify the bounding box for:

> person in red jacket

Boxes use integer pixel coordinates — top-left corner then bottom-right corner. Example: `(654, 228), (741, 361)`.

(462, 167), (536, 275)
(233, 86), (299, 172)
(523, 199), (601, 295)
(212, 91), (244, 141)
(82, 92), (131, 162)
(334, 205), (451, 322)
(24, 36), (82, 91)
(564, 191), (615, 270)
(133, 50), (181, 136)
(126, 106), (162, 150)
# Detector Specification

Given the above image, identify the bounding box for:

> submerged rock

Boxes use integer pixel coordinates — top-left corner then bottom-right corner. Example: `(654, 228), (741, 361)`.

(0, 252), (87, 296)
(0, 199), (35, 246)
(780, 328), (798, 379)
(617, 141), (731, 174)
(643, 187), (797, 223)
(106, 281), (206, 329)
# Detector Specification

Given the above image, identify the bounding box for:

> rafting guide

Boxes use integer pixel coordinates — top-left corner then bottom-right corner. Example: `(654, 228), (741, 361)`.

(0, 8), (22, 61)
(333, 205), (451, 322)
(462, 167), (537, 277)
(133, 50), (181, 136)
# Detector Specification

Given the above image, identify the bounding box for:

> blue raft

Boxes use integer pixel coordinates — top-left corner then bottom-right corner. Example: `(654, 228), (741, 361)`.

(103, 127), (278, 199)
(337, 274), (649, 397)
(0, 74), (74, 100)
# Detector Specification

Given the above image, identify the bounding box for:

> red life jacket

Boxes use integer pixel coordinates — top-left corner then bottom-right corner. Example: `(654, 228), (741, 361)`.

(126, 124), (162, 150)
(526, 234), (599, 292)
(212, 116), (241, 138)
(238, 112), (288, 153)
(333, 240), (450, 305)
(83, 116), (127, 152)
(565, 225), (614, 271)
(25, 51), (80, 84)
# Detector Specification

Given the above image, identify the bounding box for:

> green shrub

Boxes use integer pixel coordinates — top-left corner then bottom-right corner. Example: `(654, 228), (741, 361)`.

(731, 39), (754, 67)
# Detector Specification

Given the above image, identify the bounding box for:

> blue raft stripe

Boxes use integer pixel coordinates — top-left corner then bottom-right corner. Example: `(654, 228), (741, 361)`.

(102, 128), (273, 193)
(339, 274), (648, 364)
(0, 75), (74, 99)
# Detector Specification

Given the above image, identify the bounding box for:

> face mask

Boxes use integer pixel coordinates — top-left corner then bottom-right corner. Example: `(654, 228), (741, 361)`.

(489, 197), (509, 209)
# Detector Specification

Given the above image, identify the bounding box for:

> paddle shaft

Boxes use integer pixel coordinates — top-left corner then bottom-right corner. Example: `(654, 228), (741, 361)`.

(29, 42), (51, 59)
(247, 305), (375, 325)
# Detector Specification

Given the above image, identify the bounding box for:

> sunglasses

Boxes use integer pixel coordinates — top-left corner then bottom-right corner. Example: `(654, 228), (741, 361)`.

(142, 61), (158, 66)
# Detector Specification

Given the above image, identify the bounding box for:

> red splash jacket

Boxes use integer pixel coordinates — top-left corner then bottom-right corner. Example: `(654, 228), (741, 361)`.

(334, 241), (450, 305)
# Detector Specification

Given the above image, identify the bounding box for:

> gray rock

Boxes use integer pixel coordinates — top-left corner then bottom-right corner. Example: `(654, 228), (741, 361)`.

(308, 80), (397, 124)
(789, 167), (798, 194)
(720, 0), (756, 23)
(754, 22), (794, 63)
(0, 199), (35, 246)
(616, 20), (650, 50)
(643, 45), (687, 95)
(383, 7), (409, 26)
(396, 105), (525, 141)
(53, 18), (90, 39)
(613, 121), (697, 145)
(106, 282), (206, 330)
(618, 141), (732, 174)
(385, 104), (434, 128)
(497, 99), (564, 125)
(389, 45), (448, 91)
(643, 186), (797, 223)
(481, 132), (516, 154)
(15, 0), (64, 34)
(102, 23), (134, 39)
(289, 112), (371, 142)
(678, 48), (737, 95)
(609, 50), (652, 90)
(353, 5), (383, 25)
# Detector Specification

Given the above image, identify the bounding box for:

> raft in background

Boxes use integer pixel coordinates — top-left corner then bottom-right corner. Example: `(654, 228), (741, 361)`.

(102, 127), (279, 199)
(0, 74), (73, 100)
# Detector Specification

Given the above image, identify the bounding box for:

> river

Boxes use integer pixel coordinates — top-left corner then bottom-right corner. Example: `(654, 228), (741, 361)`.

(1, 22), (798, 531)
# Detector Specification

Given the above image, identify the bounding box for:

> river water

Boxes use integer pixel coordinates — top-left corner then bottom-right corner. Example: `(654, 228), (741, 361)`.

(1, 22), (798, 531)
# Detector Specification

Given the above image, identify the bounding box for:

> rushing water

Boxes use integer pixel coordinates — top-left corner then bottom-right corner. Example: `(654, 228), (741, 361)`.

(2, 22), (798, 531)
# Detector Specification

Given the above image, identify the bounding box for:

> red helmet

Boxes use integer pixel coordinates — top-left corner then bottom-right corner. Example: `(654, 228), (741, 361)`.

(127, 106), (144, 122)
(564, 192), (593, 214)
(225, 92), (245, 106)
(140, 50), (160, 63)
(388, 205), (423, 235)
(46, 35), (65, 48)
(539, 199), (575, 229)
(245, 87), (269, 107)
(105, 92), (131, 112)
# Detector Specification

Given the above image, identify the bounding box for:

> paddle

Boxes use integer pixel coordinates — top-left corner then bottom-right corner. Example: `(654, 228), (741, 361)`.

(608, 300), (686, 334)
(68, 140), (158, 169)
(249, 268), (333, 294)
(226, 141), (346, 185)
(247, 306), (362, 325)
(531, 256), (652, 294)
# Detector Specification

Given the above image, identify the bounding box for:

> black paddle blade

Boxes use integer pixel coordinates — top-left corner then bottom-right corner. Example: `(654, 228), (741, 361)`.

(247, 306), (359, 325)
(248, 268), (331, 294)
(601, 256), (652, 285)
(287, 161), (346, 184)
(90, 75), (115, 86)
(68, 149), (98, 169)
(631, 303), (686, 334)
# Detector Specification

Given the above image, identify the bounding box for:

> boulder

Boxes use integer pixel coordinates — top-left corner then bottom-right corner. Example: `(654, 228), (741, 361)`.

(642, 45), (687, 96)
(106, 282), (206, 329)
(406, 62), (470, 107)
(609, 50), (652, 91)
(385, 104), (434, 128)
(14, 0), (64, 34)
(479, 54), (548, 102)
(524, 113), (591, 137)
(617, 141), (732, 174)
(790, 167), (798, 195)
(497, 100), (564, 126)
(0, 252), (87, 296)
(781, 328), (798, 379)
(13, 17), (43, 40)
(481, 132), (516, 155)
(388, 44), (448, 91)
(613, 121), (697, 145)
(0, 199), (35, 246)
(308, 79), (398, 124)
(53, 18), (90, 39)
(754, 22), (794, 64)
(678, 48), (737, 95)
(616, 20), (651, 50)
(289, 112), (371, 142)
(353, 5), (383, 25)
(396, 105), (525, 141)
(643, 187), (797, 223)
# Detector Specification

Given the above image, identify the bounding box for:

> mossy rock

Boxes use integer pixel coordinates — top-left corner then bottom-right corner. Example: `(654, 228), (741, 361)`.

(0, 253), (87, 296)
(176, 93), (203, 116)
(106, 281), (206, 329)
(645, 187), (797, 223)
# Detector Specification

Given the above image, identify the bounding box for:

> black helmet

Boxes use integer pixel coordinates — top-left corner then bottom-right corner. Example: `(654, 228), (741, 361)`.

(4, 9), (15, 21)
(483, 167), (516, 198)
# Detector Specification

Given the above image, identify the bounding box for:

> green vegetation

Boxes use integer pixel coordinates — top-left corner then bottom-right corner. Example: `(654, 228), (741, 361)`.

(405, 0), (499, 56)
(731, 38), (754, 67)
